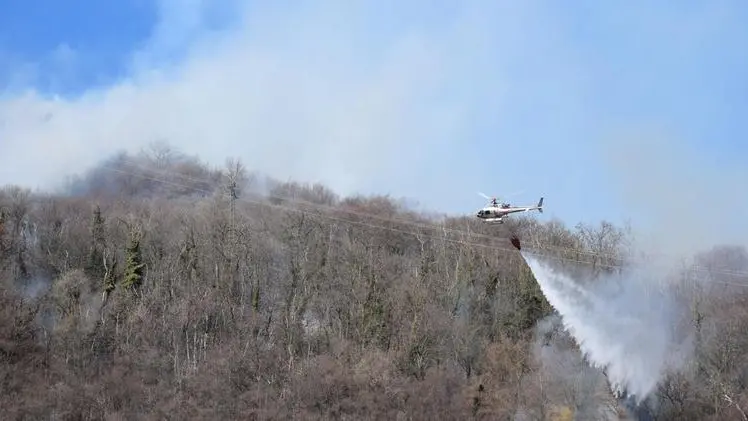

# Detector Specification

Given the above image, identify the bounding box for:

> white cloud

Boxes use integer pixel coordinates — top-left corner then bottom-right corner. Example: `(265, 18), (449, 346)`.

(0, 1), (528, 205)
(3, 0), (744, 240)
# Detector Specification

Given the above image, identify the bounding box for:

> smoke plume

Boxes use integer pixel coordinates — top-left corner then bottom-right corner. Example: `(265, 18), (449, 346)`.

(533, 314), (621, 419)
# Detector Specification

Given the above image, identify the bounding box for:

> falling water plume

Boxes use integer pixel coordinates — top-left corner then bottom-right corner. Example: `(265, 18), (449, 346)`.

(510, 236), (693, 405)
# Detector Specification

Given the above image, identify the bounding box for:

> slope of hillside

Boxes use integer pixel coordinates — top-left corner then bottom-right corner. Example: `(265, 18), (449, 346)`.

(2, 147), (748, 420)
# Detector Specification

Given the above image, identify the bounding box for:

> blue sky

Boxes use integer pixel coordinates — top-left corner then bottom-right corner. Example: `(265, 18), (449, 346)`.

(0, 0), (747, 251)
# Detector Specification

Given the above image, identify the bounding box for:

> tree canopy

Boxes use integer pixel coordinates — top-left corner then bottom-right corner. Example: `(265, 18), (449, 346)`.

(1, 146), (747, 420)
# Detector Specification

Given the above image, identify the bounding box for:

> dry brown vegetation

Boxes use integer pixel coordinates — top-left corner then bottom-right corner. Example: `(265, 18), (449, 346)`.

(2, 145), (748, 420)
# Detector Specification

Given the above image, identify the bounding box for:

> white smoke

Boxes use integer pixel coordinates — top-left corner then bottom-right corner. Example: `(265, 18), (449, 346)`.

(520, 250), (693, 403)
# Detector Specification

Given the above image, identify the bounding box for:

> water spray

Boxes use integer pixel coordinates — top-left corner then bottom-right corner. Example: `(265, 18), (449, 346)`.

(509, 235), (693, 415)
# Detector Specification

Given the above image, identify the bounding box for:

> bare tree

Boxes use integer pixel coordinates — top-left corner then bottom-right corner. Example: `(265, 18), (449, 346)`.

(4, 148), (748, 420)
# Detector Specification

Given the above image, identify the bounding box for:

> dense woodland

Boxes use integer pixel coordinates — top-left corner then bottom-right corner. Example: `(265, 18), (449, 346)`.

(2, 144), (748, 420)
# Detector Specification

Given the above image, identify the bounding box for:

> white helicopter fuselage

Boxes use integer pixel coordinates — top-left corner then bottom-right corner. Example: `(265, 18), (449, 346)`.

(475, 206), (517, 224)
(475, 197), (543, 224)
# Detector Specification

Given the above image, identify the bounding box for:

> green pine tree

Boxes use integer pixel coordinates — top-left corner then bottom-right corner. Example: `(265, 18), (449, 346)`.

(103, 253), (117, 296)
(86, 206), (107, 277)
(252, 278), (260, 313)
(122, 228), (145, 290)
(0, 206), (6, 235)
(91, 205), (105, 243)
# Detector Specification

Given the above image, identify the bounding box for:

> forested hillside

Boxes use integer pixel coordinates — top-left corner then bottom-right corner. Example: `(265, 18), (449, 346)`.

(2, 145), (748, 420)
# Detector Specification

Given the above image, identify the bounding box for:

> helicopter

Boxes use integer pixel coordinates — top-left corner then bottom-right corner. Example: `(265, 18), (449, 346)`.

(475, 192), (543, 224)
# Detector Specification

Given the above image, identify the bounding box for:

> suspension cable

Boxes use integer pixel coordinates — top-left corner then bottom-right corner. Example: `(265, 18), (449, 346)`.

(88, 163), (748, 286)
